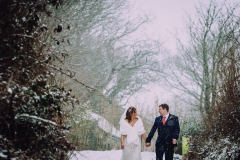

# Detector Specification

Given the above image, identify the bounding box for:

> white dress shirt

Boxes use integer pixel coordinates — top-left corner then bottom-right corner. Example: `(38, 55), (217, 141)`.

(164, 113), (169, 120)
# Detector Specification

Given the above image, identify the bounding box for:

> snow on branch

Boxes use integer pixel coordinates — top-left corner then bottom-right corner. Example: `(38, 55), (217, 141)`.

(12, 34), (34, 38)
(15, 114), (57, 126)
(46, 64), (96, 91)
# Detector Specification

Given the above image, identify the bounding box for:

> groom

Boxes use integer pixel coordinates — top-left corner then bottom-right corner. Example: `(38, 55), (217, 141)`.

(145, 103), (180, 160)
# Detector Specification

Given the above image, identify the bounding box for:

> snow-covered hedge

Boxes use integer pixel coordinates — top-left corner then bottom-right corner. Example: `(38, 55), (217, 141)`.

(0, 0), (75, 159)
(194, 137), (239, 160)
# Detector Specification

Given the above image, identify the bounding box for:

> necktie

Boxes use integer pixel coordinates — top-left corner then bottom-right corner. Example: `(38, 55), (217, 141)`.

(163, 116), (166, 125)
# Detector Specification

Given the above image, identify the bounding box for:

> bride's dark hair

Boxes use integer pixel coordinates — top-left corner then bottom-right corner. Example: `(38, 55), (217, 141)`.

(125, 106), (136, 123)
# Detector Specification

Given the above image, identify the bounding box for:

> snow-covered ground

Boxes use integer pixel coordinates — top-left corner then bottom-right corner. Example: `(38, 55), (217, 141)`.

(70, 150), (182, 160)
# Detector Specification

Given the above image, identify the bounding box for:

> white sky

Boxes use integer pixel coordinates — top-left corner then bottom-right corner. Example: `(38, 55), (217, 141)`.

(124, 0), (240, 111)
(129, 0), (240, 53)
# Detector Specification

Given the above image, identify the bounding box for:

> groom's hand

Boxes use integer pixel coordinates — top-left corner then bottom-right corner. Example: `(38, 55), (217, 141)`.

(145, 143), (151, 147)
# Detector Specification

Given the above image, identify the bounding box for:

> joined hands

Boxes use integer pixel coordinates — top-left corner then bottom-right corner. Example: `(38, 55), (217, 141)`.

(145, 143), (151, 147)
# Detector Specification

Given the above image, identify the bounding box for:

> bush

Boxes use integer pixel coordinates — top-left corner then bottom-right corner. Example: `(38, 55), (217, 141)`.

(0, 0), (74, 159)
(185, 48), (240, 160)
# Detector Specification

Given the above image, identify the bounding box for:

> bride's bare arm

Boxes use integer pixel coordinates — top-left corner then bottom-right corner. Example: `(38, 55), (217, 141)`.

(141, 133), (146, 141)
(121, 134), (125, 149)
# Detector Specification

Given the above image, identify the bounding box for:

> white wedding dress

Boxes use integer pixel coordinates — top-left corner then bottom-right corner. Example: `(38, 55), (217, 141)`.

(119, 116), (145, 160)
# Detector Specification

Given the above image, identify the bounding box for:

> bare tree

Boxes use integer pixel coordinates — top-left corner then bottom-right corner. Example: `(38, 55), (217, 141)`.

(51, 0), (164, 111)
(163, 0), (240, 119)
(43, 0), (166, 150)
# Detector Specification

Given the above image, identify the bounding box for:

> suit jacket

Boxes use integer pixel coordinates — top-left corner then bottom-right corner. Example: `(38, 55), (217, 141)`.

(146, 114), (180, 147)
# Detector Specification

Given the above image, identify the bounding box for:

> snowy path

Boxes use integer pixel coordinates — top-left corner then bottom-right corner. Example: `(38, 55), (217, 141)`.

(70, 150), (182, 160)
(70, 150), (155, 160)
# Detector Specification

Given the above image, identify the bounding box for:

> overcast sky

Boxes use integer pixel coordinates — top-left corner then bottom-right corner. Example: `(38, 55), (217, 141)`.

(130, 0), (240, 53)
(124, 0), (240, 110)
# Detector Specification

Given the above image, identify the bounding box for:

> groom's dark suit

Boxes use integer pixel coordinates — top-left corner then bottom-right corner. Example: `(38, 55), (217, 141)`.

(146, 114), (180, 160)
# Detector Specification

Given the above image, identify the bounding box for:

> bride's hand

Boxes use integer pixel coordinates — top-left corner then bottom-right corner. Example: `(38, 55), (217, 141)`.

(121, 144), (124, 149)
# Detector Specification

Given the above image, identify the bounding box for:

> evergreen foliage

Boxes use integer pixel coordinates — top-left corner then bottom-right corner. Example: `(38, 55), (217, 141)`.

(0, 0), (74, 159)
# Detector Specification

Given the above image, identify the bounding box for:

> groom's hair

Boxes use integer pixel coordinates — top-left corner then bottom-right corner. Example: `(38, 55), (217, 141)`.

(159, 103), (169, 112)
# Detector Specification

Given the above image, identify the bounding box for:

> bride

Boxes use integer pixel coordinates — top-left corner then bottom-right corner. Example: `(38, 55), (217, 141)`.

(119, 106), (146, 160)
